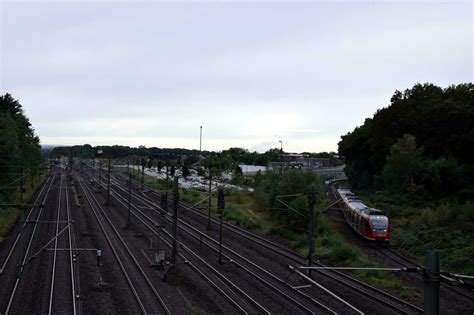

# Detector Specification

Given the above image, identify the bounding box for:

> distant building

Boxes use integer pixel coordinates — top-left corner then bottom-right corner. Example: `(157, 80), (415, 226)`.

(268, 154), (344, 178)
(238, 165), (267, 174)
(269, 155), (330, 171)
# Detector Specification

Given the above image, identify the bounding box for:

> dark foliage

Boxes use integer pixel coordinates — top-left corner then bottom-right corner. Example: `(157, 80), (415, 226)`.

(0, 94), (43, 202)
(338, 83), (474, 199)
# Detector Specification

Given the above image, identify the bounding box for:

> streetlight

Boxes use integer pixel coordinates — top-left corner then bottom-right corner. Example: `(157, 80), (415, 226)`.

(199, 126), (203, 156)
(278, 140), (283, 174)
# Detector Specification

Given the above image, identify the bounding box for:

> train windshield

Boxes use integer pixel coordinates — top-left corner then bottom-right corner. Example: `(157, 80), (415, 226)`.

(370, 216), (388, 230)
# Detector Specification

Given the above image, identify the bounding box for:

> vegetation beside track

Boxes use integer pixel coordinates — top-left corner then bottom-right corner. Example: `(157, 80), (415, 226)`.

(359, 191), (474, 276)
(0, 175), (45, 242)
(0, 94), (44, 242)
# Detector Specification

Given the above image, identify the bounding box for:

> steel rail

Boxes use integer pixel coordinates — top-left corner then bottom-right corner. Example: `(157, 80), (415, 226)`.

(107, 167), (422, 313)
(290, 265), (364, 315)
(101, 177), (261, 314)
(78, 177), (171, 315)
(101, 179), (251, 314)
(133, 189), (333, 315)
(0, 174), (51, 274)
(65, 178), (78, 315)
(48, 175), (63, 315)
(377, 246), (474, 301)
(77, 178), (148, 313)
(158, 231), (250, 314)
(140, 178), (422, 314)
(106, 173), (337, 314)
(105, 174), (340, 314)
(4, 173), (57, 314)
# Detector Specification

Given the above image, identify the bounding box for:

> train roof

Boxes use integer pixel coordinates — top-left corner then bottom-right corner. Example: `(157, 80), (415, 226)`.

(337, 188), (386, 217)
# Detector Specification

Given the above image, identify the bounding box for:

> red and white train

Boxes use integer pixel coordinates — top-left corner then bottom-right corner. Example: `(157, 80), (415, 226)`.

(336, 188), (390, 243)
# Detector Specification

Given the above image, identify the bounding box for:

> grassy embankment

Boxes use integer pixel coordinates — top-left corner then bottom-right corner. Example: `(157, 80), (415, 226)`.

(359, 191), (474, 276)
(0, 175), (46, 242)
(130, 170), (406, 296)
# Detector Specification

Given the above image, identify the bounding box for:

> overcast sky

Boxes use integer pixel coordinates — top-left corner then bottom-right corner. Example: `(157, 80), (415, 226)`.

(1, 1), (472, 153)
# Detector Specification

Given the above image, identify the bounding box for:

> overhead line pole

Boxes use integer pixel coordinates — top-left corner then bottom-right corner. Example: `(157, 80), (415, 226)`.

(171, 176), (179, 269)
(218, 187), (225, 264)
(107, 157), (111, 204)
(207, 159), (212, 231)
(199, 126), (202, 156)
(141, 159), (145, 190)
(127, 161), (132, 228)
(307, 184), (316, 276)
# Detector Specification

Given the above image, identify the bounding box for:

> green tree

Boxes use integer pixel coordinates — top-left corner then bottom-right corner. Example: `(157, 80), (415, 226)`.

(253, 169), (324, 229)
(382, 134), (424, 192)
(338, 82), (473, 196)
(0, 94), (42, 202)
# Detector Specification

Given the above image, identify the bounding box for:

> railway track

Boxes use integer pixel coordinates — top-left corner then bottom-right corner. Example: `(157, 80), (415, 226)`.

(374, 245), (474, 301)
(77, 175), (171, 314)
(3, 171), (80, 314)
(99, 169), (416, 314)
(82, 168), (335, 314)
(131, 189), (335, 314)
(2, 173), (57, 313)
(93, 174), (276, 314)
(48, 175), (78, 314)
(176, 193), (423, 314)
(114, 171), (423, 314)
(0, 173), (52, 275)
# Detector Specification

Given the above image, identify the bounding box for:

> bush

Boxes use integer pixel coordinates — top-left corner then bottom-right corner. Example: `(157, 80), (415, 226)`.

(330, 243), (360, 265)
(0, 207), (20, 242)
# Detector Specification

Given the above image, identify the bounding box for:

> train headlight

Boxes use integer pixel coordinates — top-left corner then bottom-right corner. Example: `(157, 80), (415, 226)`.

(384, 229), (387, 232)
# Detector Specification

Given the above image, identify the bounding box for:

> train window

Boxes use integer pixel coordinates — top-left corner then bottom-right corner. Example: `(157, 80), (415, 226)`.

(361, 219), (370, 229)
(370, 216), (388, 230)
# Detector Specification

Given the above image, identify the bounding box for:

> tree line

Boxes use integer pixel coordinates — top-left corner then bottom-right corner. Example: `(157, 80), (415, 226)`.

(338, 83), (473, 201)
(50, 143), (341, 175)
(0, 94), (43, 202)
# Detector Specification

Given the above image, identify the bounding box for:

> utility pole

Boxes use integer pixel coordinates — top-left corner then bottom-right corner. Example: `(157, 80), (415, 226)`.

(217, 187), (225, 264)
(424, 251), (440, 315)
(171, 176), (179, 269)
(199, 125), (202, 156)
(107, 157), (111, 204)
(207, 164), (213, 231)
(99, 160), (102, 186)
(69, 146), (73, 171)
(127, 162), (132, 228)
(141, 160), (145, 190)
(307, 184), (316, 276)
(160, 193), (168, 228)
(166, 164), (169, 188)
